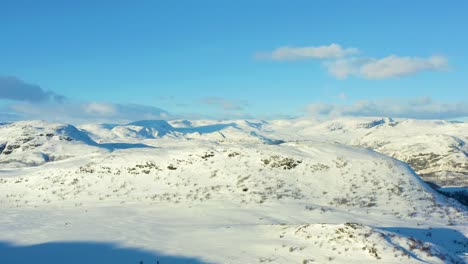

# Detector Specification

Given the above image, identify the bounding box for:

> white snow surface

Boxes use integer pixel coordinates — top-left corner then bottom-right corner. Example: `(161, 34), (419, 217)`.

(0, 118), (467, 263)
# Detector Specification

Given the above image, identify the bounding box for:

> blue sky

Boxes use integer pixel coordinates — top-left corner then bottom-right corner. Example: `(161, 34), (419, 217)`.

(1, 0), (467, 122)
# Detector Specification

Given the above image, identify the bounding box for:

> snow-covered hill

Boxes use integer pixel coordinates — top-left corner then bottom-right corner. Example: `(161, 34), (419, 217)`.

(0, 120), (105, 167)
(0, 119), (466, 263)
(268, 117), (468, 187)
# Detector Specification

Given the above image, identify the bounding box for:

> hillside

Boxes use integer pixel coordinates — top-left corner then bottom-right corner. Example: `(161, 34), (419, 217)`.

(268, 117), (468, 187)
(0, 120), (104, 167)
(0, 119), (467, 263)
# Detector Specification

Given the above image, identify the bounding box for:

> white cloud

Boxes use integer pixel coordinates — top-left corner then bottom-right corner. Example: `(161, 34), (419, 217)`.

(255, 44), (449, 79)
(360, 55), (448, 79)
(83, 102), (117, 116)
(306, 97), (468, 119)
(256, 43), (358, 60)
(325, 58), (363, 79)
(326, 55), (448, 79)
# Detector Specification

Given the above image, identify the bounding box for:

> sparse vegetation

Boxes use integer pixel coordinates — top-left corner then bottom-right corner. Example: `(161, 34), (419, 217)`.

(261, 155), (302, 170)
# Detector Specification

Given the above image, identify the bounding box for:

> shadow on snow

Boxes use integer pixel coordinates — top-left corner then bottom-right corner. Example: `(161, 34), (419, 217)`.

(127, 120), (238, 138)
(380, 227), (467, 260)
(0, 241), (210, 264)
(98, 142), (157, 151)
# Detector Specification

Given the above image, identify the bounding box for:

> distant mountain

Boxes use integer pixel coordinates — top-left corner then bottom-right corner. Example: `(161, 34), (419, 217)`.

(80, 119), (283, 144)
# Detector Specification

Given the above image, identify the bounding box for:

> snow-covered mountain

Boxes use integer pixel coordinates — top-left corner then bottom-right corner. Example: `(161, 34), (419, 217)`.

(80, 119), (283, 144)
(0, 119), (467, 263)
(1, 118), (466, 187)
(2, 117), (466, 187)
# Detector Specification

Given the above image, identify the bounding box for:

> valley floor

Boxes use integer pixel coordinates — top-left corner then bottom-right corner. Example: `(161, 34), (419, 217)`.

(1, 201), (467, 263)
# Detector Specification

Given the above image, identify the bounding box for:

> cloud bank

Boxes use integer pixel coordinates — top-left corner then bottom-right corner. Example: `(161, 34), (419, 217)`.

(306, 97), (468, 119)
(0, 76), (253, 122)
(4, 102), (170, 124)
(2, 76), (464, 122)
(0, 76), (170, 123)
(0, 76), (64, 103)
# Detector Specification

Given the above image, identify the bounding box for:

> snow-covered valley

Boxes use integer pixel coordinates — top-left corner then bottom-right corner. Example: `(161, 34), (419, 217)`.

(0, 118), (466, 263)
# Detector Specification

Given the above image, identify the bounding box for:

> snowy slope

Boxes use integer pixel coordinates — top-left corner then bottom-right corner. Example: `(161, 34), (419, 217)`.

(0, 119), (467, 263)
